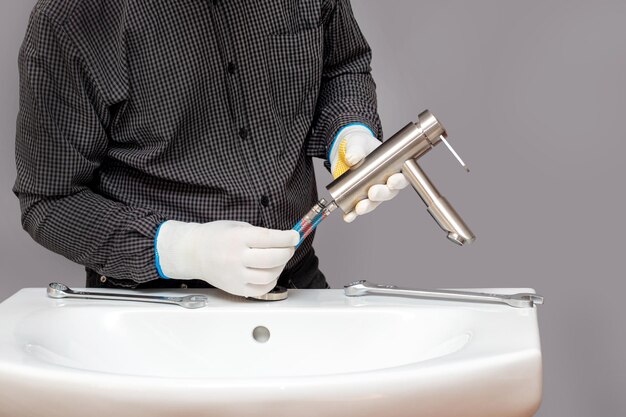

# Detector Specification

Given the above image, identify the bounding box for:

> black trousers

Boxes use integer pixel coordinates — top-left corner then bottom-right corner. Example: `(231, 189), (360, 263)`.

(86, 248), (330, 290)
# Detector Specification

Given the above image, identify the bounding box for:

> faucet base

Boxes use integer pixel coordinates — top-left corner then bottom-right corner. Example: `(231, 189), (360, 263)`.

(248, 286), (288, 301)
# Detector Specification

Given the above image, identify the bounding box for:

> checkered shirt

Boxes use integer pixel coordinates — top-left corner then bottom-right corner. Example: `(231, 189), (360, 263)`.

(13, 0), (382, 285)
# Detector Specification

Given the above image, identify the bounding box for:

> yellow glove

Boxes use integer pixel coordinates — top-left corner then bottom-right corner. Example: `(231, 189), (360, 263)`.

(329, 124), (409, 223)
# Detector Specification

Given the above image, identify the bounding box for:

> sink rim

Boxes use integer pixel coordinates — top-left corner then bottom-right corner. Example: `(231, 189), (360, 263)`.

(0, 287), (541, 383)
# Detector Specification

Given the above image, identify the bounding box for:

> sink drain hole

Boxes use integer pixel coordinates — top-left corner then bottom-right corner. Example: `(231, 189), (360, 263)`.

(252, 326), (270, 343)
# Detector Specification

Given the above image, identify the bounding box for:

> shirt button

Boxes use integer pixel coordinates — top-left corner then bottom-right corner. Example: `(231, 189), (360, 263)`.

(239, 127), (249, 139)
(99, 275), (107, 283)
(260, 195), (270, 207)
(227, 62), (238, 74)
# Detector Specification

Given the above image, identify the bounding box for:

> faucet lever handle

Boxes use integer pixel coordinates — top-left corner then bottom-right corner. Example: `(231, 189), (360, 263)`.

(439, 135), (470, 173)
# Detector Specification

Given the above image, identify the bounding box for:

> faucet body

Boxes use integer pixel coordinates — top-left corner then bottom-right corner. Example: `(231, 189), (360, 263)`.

(325, 110), (475, 245)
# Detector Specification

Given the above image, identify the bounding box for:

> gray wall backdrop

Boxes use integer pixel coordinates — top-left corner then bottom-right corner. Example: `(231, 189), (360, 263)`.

(1, 1), (624, 416)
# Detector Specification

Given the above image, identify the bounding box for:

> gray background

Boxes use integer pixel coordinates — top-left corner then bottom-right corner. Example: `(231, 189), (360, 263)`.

(1, 1), (624, 416)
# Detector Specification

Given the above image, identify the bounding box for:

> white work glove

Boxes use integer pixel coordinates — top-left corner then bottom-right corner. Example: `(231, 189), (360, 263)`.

(155, 220), (299, 297)
(329, 124), (409, 223)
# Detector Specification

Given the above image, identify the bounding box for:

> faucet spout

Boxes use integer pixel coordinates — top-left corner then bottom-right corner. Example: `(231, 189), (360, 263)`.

(401, 158), (475, 245)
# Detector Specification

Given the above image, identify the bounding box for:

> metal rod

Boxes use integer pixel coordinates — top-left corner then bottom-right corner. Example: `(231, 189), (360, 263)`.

(440, 135), (470, 172)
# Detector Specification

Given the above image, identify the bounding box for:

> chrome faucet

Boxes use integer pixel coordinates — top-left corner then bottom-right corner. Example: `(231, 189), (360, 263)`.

(326, 110), (475, 245)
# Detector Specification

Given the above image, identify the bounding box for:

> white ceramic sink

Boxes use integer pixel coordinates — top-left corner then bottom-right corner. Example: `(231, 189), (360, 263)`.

(0, 287), (542, 417)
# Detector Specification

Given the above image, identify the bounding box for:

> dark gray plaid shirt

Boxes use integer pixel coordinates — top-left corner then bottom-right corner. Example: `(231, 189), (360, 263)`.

(14, 0), (382, 285)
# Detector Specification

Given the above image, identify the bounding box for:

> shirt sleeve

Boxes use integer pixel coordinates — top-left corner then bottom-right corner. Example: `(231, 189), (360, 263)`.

(13, 7), (166, 283)
(308, 0), (383, 162)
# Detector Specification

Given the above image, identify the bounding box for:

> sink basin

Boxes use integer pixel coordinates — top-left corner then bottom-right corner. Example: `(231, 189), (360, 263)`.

(0, 287), (542, 417)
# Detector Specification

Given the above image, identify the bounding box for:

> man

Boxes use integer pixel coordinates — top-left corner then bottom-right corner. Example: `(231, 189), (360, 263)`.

(14, 0), (407, 297)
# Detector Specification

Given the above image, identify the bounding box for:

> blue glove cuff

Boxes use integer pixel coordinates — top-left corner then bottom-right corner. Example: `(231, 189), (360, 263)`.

(154, 222), (171, 279)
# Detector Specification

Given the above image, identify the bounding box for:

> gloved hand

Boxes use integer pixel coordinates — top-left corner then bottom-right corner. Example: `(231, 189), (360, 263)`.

(155, 220), (299, 297)
(329, 124), (409, 223)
